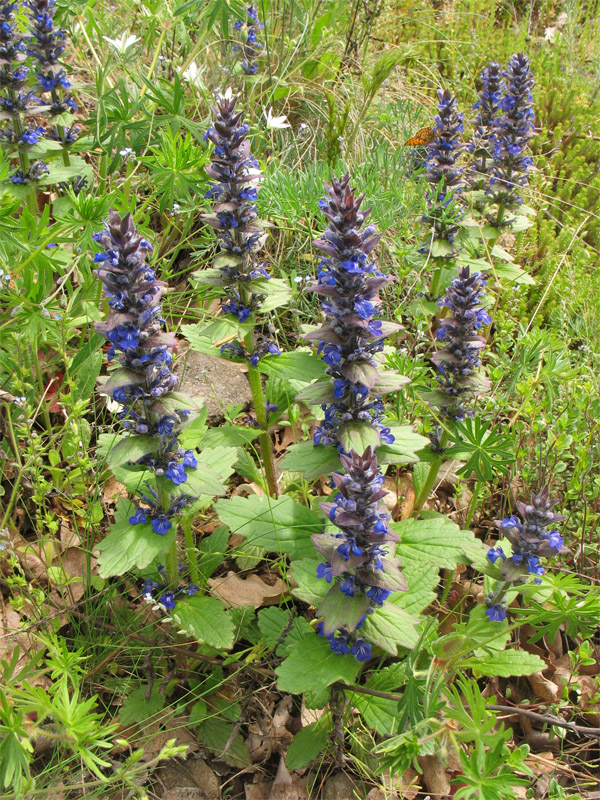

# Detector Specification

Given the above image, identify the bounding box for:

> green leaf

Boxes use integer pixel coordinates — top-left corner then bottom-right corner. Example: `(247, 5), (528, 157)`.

(214, 495), (323, 559)
(200, 425), (262, 448)
(317, 587), (371, 635)
(183, 464), (227, 496)
(276, 634), (360, 694)
(198, 526), (230, 587)
(279, 441), (340, 479)
(290, 558), (330, 606)
(171, 595), (234, 649)
(106, 435), (158, 469)
(394, 561), (439, 614)
(371, 371), (411, 395)
(431, 238), (454, 257)
(377, 425), (430, 466)
(286, 715), (332, 769)
(194, 718), (251, 767)
(349, 663), (407, 736)
(361, 603), (419, 654)
(257, 607), (313, 654)
(491, 261), (535, 285)
(120, 687), (165, 727)
(295, 379), (336, 405)
(260, 351), (326, 383)
(254, 277), (292, 312)
(97, 499), (174, 578)
(395, 516), (477, 569)
(461, 649), (546, 677)
(337, 421), (380, 454)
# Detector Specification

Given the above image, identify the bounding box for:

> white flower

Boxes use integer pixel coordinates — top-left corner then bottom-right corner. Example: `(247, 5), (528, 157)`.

(266, 108), (291, 129)
(104, 33), (140, 55)
(182, 61), (203, 89)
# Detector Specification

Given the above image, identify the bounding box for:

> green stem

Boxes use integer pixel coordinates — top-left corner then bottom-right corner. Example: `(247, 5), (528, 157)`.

(413, 430), (448, 511)
(183, 516), (199, 584)
(156, 477), (178, 586)
(245, 344), (278, 497)
(464, 480), (482, 530)
(31, 331), (52, 432)
(97, 152), (108, 195)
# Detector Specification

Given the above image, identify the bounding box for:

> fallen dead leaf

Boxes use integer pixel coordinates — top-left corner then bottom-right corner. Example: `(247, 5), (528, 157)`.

(247, 696), (293, 762)
(527, 671), (561, 703)
(103, 475), (129, 505)
(268, 756), (308, 800)
(209, 571), (285, 609)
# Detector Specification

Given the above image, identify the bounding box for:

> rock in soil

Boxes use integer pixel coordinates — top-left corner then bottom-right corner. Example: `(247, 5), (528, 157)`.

(158, 757), (221, 800)
(178, 349), (252, 425)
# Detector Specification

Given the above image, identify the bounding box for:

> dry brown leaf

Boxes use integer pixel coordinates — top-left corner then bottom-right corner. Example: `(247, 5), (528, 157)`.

(247, 696), (293, 762)
(527, 671), (561, 703)
(209, 571), (285, 609)
(418, 753), (451, 797)
(0, 605), (41, 677)
(300, 698), (326, 727)
(268, 756), (308, 800)
(103, 475), (129, 505)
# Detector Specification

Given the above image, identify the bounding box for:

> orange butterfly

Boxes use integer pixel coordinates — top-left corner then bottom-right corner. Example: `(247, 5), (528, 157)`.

(404, 125), (435, 146)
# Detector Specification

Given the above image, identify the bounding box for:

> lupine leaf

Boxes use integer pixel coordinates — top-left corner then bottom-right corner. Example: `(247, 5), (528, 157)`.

(215, 495), (323, 559)
(171, 595), (234, 649)
(279, 441), (340, 479)
(97, 499), (174, 577)
(276, 634), (360, 694)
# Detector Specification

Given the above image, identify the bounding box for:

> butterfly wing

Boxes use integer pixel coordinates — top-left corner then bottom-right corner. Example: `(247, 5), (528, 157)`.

(404, 125), (435, 146)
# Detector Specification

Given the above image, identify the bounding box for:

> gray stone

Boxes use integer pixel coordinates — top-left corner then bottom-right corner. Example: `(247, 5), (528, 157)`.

(178, 349), (252, 425)
(322, 772), (366, 800)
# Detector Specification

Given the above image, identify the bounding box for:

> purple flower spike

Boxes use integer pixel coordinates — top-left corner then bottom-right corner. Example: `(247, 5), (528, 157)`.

(487, 53), (535, 211)
(485, 487), (569, 621)
(431, 267), (491, 420)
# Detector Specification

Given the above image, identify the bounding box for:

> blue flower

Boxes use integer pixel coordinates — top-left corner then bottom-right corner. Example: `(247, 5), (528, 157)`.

(485, 603), (507, 622)
(350, 637), (372, 662)
(151, 515), (172, 535)
(316, 562), (333, 583)
(129, 507), (148, 525)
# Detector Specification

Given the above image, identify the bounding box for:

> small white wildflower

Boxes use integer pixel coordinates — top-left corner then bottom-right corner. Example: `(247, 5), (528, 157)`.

(266, 108), (291, 129)
(182, 61), (203, 89)
(119, 147), (135, 161)
(297, 122), (310, 139)
(13, 396), (26, 407)
(171, 202), (181, 215)
(105, 33), (140, 55)
(294, 275), (303, 283)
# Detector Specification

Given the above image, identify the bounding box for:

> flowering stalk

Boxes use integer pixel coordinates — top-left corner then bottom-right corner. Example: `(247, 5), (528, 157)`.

(94, 210), (200, 590)
(487, 53), (534, 225)
(485, 487), (567, 621)
(306, 175), (409, 661)
(415, 267), (491, 510)
(0, 0), (48, 190)
(423, 89), (464, 297)
(25, 0), (78, 165)
(312, 447), (406, 661)
(201, 93), (280, 496)
(469, 61), (503, 194)
(306, 173), (405, 453)
(233, 3), (264, 76)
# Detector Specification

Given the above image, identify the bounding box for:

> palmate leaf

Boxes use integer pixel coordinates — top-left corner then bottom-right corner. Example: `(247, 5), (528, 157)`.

(445, 418), (515, 481)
